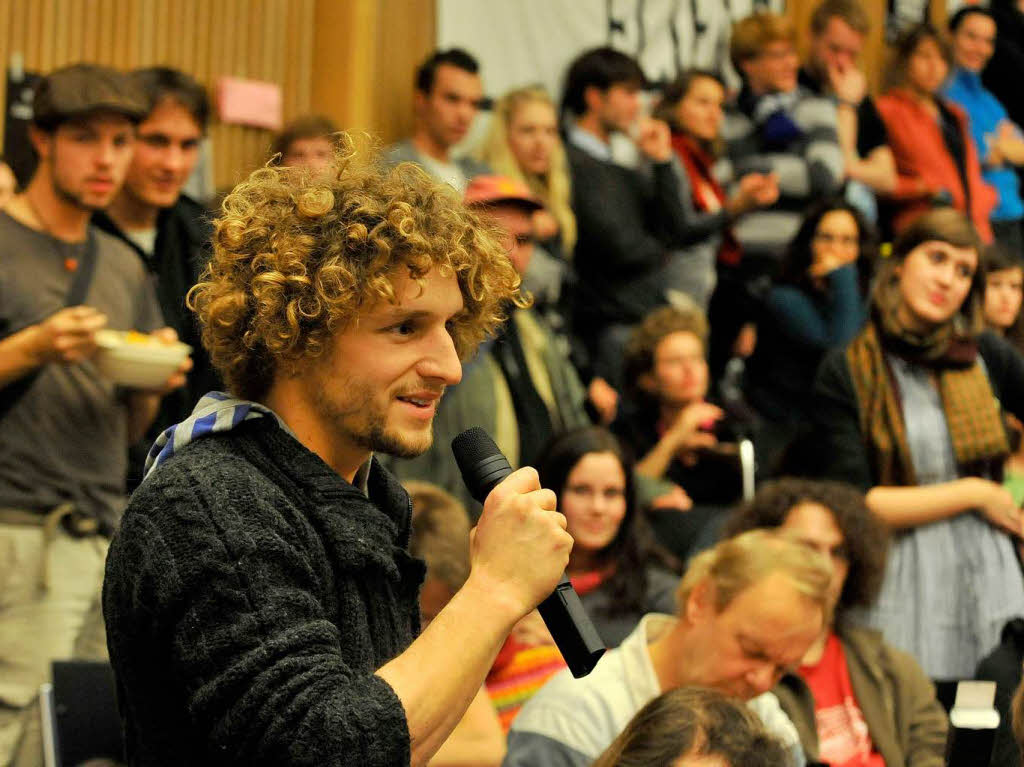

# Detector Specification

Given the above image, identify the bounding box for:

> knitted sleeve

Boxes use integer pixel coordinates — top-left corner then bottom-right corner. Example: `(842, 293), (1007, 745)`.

(103, 464), (411, 767)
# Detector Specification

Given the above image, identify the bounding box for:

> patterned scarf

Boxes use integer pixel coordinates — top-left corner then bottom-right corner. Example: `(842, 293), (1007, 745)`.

(143, 391), (295, 480)
(671, 133), (742, 266)
(845, 307), (1008, 486)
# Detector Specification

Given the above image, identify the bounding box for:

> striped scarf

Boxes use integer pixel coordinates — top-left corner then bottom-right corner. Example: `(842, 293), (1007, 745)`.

(143, 391), (294, 480)
(846, 319), (1008, 486)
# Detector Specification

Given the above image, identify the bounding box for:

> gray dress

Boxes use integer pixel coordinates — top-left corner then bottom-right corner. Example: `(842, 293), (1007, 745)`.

(858, 355), (1024, 679)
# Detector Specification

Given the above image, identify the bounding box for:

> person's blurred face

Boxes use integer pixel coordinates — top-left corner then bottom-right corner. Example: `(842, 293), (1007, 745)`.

(896, 240), (978, 331)
(985, 266), (1024, 331)
(682, 571), (824, 700)
(486, 203), (535, 275)
(741, 39), (799, 94)
(952, 13), (997, 73)
(33, 112), (136, 211)
(417, 63), (483, 151)
(810, 16), (864, 77)
(122, 98), (202, 210)
(589, 82), (641, 135)
(779, 502), (849, 614)
(675, 76), (725, 143)
(561, 451), (628, 558)
(282, 136), (334, 171)
(811, 209), (860, 272)
(906, 37), (950, 95)
(647, 331), (708, 408)
(506, 99), (558, 176)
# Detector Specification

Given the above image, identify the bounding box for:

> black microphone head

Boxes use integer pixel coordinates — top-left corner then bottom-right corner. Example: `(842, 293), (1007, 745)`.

(452, 427), (513, 504)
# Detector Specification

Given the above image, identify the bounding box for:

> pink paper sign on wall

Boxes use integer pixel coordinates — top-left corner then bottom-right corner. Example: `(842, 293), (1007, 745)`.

(216, 76), (283, 130)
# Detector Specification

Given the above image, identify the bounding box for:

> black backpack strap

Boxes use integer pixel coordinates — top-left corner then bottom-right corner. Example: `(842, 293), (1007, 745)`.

(0, 231), (99, 420)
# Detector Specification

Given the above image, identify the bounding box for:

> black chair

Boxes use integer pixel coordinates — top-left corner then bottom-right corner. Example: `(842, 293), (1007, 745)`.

(40, 661), (125, 767)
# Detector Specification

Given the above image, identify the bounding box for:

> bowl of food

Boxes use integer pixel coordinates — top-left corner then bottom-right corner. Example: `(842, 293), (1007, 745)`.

(93, 329), (191, 389)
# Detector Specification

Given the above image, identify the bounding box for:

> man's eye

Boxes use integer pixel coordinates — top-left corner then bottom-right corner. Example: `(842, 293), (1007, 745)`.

(391, 321), (416, 336)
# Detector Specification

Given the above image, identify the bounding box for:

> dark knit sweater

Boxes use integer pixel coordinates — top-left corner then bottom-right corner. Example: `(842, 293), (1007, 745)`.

(102, 418), (425, 766)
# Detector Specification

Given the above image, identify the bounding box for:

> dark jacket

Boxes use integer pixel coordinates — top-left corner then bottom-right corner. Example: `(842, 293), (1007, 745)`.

(975, 618), (1024, 767)
(103, 418), (424, 766)
(566, 143), (692, 329)
(94, 197), (220, 482)
(775, 624), (948, 767)
(811, 330), (1024, 488)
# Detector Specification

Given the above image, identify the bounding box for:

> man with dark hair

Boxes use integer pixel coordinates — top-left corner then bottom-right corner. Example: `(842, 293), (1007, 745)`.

(387, 48), (489, 192)
(0, 63), (188, 765)
(102, 138), (572, 766)
(802, 0), (896, 219)
(93, 66), (217, 486)
(560, 46), (697, 391)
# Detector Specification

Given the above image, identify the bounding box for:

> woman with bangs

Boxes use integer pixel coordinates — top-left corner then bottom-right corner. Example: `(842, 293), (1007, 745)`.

(813, 208), (1024, 682)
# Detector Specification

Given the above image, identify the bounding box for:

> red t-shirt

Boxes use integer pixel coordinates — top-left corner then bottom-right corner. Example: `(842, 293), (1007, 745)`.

(799, 632), (886, 767)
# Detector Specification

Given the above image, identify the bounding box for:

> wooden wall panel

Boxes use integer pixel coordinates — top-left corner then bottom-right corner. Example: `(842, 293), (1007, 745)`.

(0, 0), (352, 194)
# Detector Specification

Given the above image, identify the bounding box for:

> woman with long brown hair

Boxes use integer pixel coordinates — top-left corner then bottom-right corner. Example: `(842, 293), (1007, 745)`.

(813, 208), (1024, 681)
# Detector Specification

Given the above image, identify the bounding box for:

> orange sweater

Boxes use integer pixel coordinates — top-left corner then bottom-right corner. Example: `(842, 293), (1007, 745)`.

(877, 88), (996, 241)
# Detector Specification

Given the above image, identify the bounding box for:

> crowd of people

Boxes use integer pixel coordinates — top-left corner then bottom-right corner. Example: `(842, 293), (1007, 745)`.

(4, 1), (1024, 766)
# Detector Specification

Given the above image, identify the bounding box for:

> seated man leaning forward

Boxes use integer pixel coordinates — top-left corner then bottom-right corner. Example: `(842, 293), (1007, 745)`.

(503, 529), (832, 767)
(102, 135), (573, 767)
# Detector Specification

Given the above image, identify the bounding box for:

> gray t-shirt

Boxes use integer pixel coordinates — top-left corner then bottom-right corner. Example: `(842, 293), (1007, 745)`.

(0, 211), (163, 521)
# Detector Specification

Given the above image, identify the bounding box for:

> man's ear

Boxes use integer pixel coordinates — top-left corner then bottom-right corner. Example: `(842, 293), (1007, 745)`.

(413, 89), (429, 118)
(684, 577), (716, 625)
(582, 85), (605, 117)
(637, 371), (657, 396)
(27, 124), (52, 163)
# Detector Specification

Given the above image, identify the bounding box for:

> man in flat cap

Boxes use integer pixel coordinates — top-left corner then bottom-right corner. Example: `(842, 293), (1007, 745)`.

(0, 63), (190, 766)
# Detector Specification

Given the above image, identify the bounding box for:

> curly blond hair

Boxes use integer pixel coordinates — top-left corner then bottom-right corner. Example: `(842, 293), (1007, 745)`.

(190, 133), (524, 400)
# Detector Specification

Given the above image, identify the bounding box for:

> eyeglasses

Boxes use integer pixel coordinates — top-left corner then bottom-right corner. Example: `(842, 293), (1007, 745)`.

(813, 232), (859, 249)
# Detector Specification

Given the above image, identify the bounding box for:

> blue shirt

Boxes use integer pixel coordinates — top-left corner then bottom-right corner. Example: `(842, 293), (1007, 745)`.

(944, 67), (1024, 221)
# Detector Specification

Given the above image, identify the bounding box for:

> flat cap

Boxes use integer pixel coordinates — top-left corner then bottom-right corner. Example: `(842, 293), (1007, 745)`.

(33, 63), (147, 128)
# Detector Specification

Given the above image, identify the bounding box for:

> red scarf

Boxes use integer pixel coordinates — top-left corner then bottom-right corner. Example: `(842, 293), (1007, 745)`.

(671, 133), (742, 266)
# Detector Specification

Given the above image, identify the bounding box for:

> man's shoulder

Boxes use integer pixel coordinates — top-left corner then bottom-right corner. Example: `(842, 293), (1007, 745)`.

(385, 138), (419, 166)
(509, 650), (631, 757)
(166, 194), (214, 242)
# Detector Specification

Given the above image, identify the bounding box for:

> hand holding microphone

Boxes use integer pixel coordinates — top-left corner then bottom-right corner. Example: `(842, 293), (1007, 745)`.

(453, 427), (606, 678)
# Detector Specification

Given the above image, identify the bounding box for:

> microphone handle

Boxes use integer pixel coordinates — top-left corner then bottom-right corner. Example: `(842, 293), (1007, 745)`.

(478, 476), (605, 679)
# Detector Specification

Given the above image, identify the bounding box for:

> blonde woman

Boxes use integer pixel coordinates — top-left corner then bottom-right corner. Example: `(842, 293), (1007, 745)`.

(478, 86), (576, 261)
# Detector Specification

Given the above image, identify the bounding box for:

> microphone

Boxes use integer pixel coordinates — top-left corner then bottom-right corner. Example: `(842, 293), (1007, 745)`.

(452, 427), (606, 678)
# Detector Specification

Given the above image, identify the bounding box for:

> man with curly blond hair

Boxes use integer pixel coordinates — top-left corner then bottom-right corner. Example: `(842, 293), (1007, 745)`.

(102, 136), (574, 767)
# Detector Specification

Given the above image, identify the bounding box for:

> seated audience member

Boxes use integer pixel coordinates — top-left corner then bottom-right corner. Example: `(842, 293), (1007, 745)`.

(944, 6), (1024, 255)
(387, 48), (488, 192)
(744, 199), (873, 473)
(406, 481), (505, 767)
(722, 11), (844, 266)
(271, 114), (339, 171)
(93, 66), (218, 487)
(984, 244), (1024, 355)
(0, 64), (189, 765)
(559, 47), (698, 390)
(613, 304), (749, 532)
(654, 70), (779, 310)
(487, 427), (679, 729)
(591, 687), (791, 767)
(813, 208), (1024, 681)
(385, 175), (589, 513)
(725, 478), (949, 767)
(538, 426), (679, 647)
(877, 23), (996, 241)
(801, 0), (896, 222)
(983, 0), (1024, 133)
(976, 619), (1024, 767)
(503, 530), (832, 767)
(477, 85), (575, 265)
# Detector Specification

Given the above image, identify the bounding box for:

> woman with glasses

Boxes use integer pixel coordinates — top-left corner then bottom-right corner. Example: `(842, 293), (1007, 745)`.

(744, 199), (875, 473)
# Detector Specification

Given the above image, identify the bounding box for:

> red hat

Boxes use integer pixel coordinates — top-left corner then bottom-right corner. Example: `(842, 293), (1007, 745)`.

(464, 175), (543, 211)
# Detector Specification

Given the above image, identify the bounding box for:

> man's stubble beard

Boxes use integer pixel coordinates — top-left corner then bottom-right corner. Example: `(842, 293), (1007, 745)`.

(312, 375), (434, 460)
